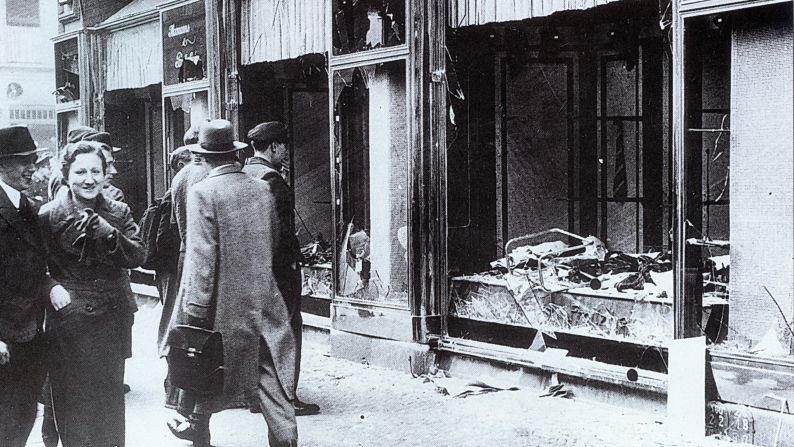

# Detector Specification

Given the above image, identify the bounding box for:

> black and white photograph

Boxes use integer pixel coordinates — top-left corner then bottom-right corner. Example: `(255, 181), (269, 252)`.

(0, 0), (793, 446)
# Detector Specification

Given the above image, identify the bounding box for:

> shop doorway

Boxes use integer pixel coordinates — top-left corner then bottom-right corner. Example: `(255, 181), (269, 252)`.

(240, 57), (332, 316)
(104, 85), (164, 220)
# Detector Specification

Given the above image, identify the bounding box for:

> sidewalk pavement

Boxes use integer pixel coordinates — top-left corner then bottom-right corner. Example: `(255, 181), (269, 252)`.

(27, 301), (741, 447)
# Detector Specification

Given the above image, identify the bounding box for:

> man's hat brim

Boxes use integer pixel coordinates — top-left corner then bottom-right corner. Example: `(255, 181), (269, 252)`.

(0, 148), (37, 158)
(188, 141), (248, 154)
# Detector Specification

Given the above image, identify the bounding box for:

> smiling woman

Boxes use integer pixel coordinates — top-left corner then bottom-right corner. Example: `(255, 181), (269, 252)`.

(62, 143), (107, 204)
(38, 140), (145, 447)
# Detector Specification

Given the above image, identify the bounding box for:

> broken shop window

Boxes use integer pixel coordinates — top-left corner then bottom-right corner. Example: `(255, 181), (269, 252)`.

(444, 7), (680, 348)
(332, 0), (405, 55)
(333, 61), (409, 305)
(683, 7), (794, 359)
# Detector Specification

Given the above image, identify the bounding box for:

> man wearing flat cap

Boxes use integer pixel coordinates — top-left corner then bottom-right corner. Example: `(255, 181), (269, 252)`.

(244, 121), (320, 417)
(168, 119), (298, 447)
(0, 126), (70, 446)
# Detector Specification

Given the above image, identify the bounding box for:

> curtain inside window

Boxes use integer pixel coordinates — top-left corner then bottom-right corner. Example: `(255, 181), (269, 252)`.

(105, 21), (163, 91)
(448, 0), (623, 28)
(241, 0), (329, 65)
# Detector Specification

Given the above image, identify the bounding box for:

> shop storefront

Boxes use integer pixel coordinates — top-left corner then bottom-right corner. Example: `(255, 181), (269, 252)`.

(442, 0), (676, 374)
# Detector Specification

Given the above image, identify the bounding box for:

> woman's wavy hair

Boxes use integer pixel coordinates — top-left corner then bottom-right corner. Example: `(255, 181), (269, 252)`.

(61, 141), (107, 181)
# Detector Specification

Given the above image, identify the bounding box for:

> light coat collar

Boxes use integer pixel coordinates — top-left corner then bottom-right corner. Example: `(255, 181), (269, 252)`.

(207, 163), (242, 178)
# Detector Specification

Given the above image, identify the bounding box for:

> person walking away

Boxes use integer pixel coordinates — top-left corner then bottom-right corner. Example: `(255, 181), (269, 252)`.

(163, 126), (213, 441)
(38, 141), (144, 447)
(168, 119), (298, 447)
(245, 121), (319, 416)
(0, 126), (70, 447)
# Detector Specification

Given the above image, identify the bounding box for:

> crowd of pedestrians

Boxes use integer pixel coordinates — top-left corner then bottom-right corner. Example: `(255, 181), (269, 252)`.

(0, 118), (318, 447)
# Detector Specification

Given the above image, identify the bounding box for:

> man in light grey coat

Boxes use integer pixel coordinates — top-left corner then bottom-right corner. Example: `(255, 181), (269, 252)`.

(173, 119), (298, 447)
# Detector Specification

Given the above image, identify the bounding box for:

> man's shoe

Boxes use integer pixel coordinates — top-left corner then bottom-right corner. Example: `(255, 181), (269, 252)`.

(294, 399), (320, 416)
(166, 418), (195, 441)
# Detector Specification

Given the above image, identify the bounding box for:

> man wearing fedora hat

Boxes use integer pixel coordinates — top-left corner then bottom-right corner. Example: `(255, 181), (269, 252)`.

(0, 126), (71, 446)
(244, 121), (320, 417)
(169, 119), (298, 447)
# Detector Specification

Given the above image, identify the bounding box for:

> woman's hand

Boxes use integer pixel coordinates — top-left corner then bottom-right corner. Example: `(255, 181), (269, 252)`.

(76, 210), (116, 240)
(50, 285), (72, 311)
(87, 214), (116, 240)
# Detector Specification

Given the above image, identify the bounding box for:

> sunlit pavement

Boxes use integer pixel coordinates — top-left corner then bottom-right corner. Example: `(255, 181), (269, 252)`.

(27, 300), (741, 447)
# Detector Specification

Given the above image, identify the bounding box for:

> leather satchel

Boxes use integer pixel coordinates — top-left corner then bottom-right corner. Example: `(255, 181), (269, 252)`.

(166, 325), (224, 396)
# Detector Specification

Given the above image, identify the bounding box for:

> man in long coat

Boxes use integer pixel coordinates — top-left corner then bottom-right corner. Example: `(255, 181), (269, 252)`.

(173, 120), (298, 447)
(0, 126), (69, 446)
(244, 121), (319, 416)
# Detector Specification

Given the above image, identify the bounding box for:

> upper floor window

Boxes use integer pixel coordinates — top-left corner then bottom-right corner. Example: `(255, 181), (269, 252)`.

(58, 0), (76, 19)
(6, 0), (39, 27)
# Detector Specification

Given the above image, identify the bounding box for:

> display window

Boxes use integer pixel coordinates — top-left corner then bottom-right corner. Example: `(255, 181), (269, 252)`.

(163, 90), (208, 184)
(332, 59), (410, 307)
(443, 1), (680, 370)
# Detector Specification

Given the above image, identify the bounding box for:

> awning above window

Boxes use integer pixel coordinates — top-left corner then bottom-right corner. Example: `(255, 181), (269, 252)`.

(105, 21), (163, 91)
(448, 0), (624, 27)
(241, 0), (329, 65)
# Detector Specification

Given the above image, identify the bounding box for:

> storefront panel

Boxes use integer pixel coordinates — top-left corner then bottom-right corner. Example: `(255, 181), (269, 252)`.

(241, 0), (329, 64)
(676, 1), (794, 414)
(333, 59), (410, 308)
(161, 1), (206, 86)
(106, 20), (162, 91)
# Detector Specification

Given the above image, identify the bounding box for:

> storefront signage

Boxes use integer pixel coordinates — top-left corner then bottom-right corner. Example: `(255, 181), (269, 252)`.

(161, 2), (206, 86)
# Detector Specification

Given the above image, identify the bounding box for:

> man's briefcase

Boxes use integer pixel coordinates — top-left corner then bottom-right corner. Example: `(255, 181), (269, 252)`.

(166, 325), (224, 395)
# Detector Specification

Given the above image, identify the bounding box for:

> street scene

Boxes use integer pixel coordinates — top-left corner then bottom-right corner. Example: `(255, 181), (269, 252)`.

(26, 303), (743, 447)
(1, 0), (793, 446)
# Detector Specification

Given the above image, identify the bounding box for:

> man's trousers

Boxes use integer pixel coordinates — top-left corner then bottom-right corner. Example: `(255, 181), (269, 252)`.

(0, 336), (46, 447)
